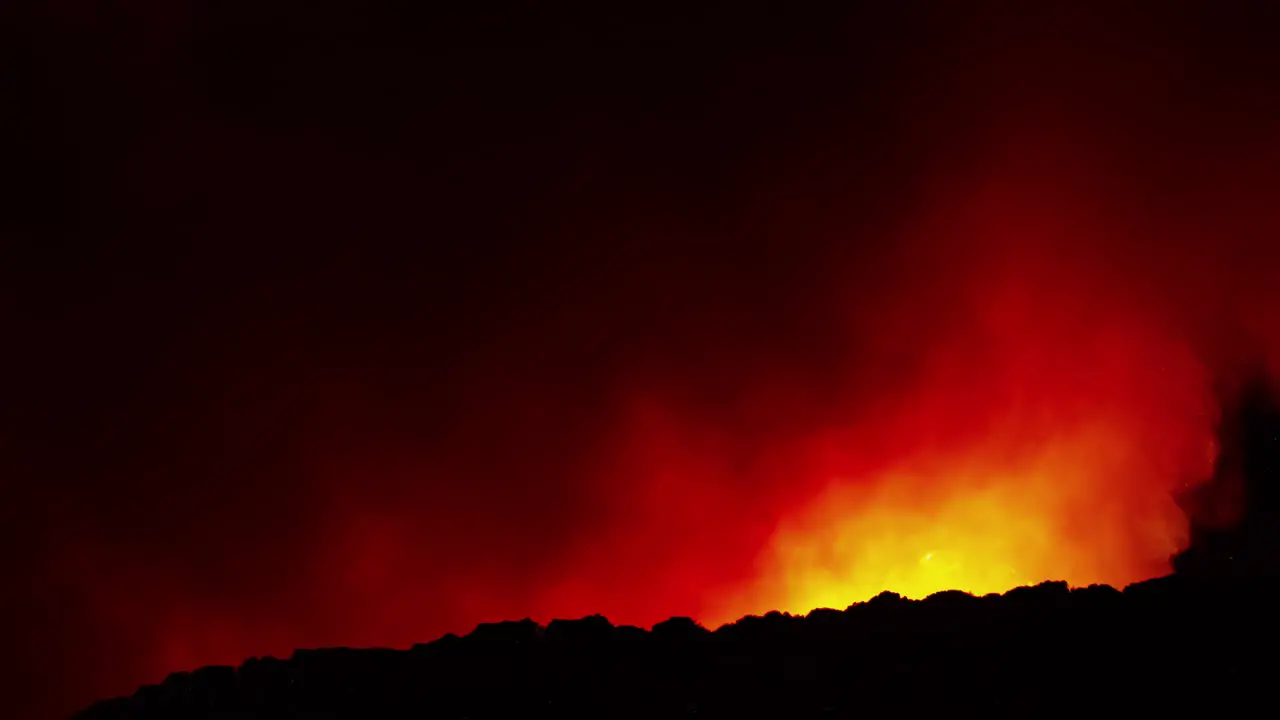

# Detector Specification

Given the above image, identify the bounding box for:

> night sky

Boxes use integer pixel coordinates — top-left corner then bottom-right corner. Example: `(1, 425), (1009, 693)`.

(5, 3), (1280, 718)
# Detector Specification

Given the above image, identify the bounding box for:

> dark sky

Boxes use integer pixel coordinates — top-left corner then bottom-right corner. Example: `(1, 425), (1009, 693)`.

(5, 2), (1280, 718)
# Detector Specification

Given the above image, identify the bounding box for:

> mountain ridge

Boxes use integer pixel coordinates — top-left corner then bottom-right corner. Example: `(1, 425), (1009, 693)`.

(75, 572), (1280, 718)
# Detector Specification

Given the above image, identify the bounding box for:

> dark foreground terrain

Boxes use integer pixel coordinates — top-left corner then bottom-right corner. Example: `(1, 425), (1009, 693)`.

(75, 573), (1280, 719)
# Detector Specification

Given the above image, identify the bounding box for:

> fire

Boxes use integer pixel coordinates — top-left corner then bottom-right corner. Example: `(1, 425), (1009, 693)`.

(707, 421), (1202, 621)
(773, 451), (1178, 611)
(696, 211), (1222, 622)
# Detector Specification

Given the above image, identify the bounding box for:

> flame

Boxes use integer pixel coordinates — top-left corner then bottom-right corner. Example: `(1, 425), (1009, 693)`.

(695, 183), (1223, 620)
(774, 442), (1182, 612)
(704, 420), (1203, 621)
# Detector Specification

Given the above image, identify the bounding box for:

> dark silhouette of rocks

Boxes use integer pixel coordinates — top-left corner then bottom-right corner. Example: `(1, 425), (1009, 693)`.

(72, 574), (1280, 718)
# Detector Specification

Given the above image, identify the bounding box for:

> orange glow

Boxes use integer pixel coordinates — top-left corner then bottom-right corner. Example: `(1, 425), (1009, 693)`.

(681, 147), (1230, 625)
(33, 8), (1280, 720)
(722, 427), (1199, 618)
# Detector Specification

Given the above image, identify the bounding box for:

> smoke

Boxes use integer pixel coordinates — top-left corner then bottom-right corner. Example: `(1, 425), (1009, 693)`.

(7, 2), (1280, 718)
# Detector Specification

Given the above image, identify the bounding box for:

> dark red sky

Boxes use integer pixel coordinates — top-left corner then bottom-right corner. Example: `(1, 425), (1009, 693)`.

(4, 2), (1280, 718)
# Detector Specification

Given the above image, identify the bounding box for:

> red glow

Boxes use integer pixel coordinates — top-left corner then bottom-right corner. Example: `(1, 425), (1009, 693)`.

(17, 5), (1280, 720)
(543, 151), (1229, 626)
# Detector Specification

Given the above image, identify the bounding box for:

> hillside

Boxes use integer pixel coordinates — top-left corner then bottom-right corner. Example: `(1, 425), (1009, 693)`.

(74, 573), (1279, 718)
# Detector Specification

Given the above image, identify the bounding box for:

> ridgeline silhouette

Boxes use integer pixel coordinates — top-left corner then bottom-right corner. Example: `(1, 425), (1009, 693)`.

(75, 378), (1280, 718)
